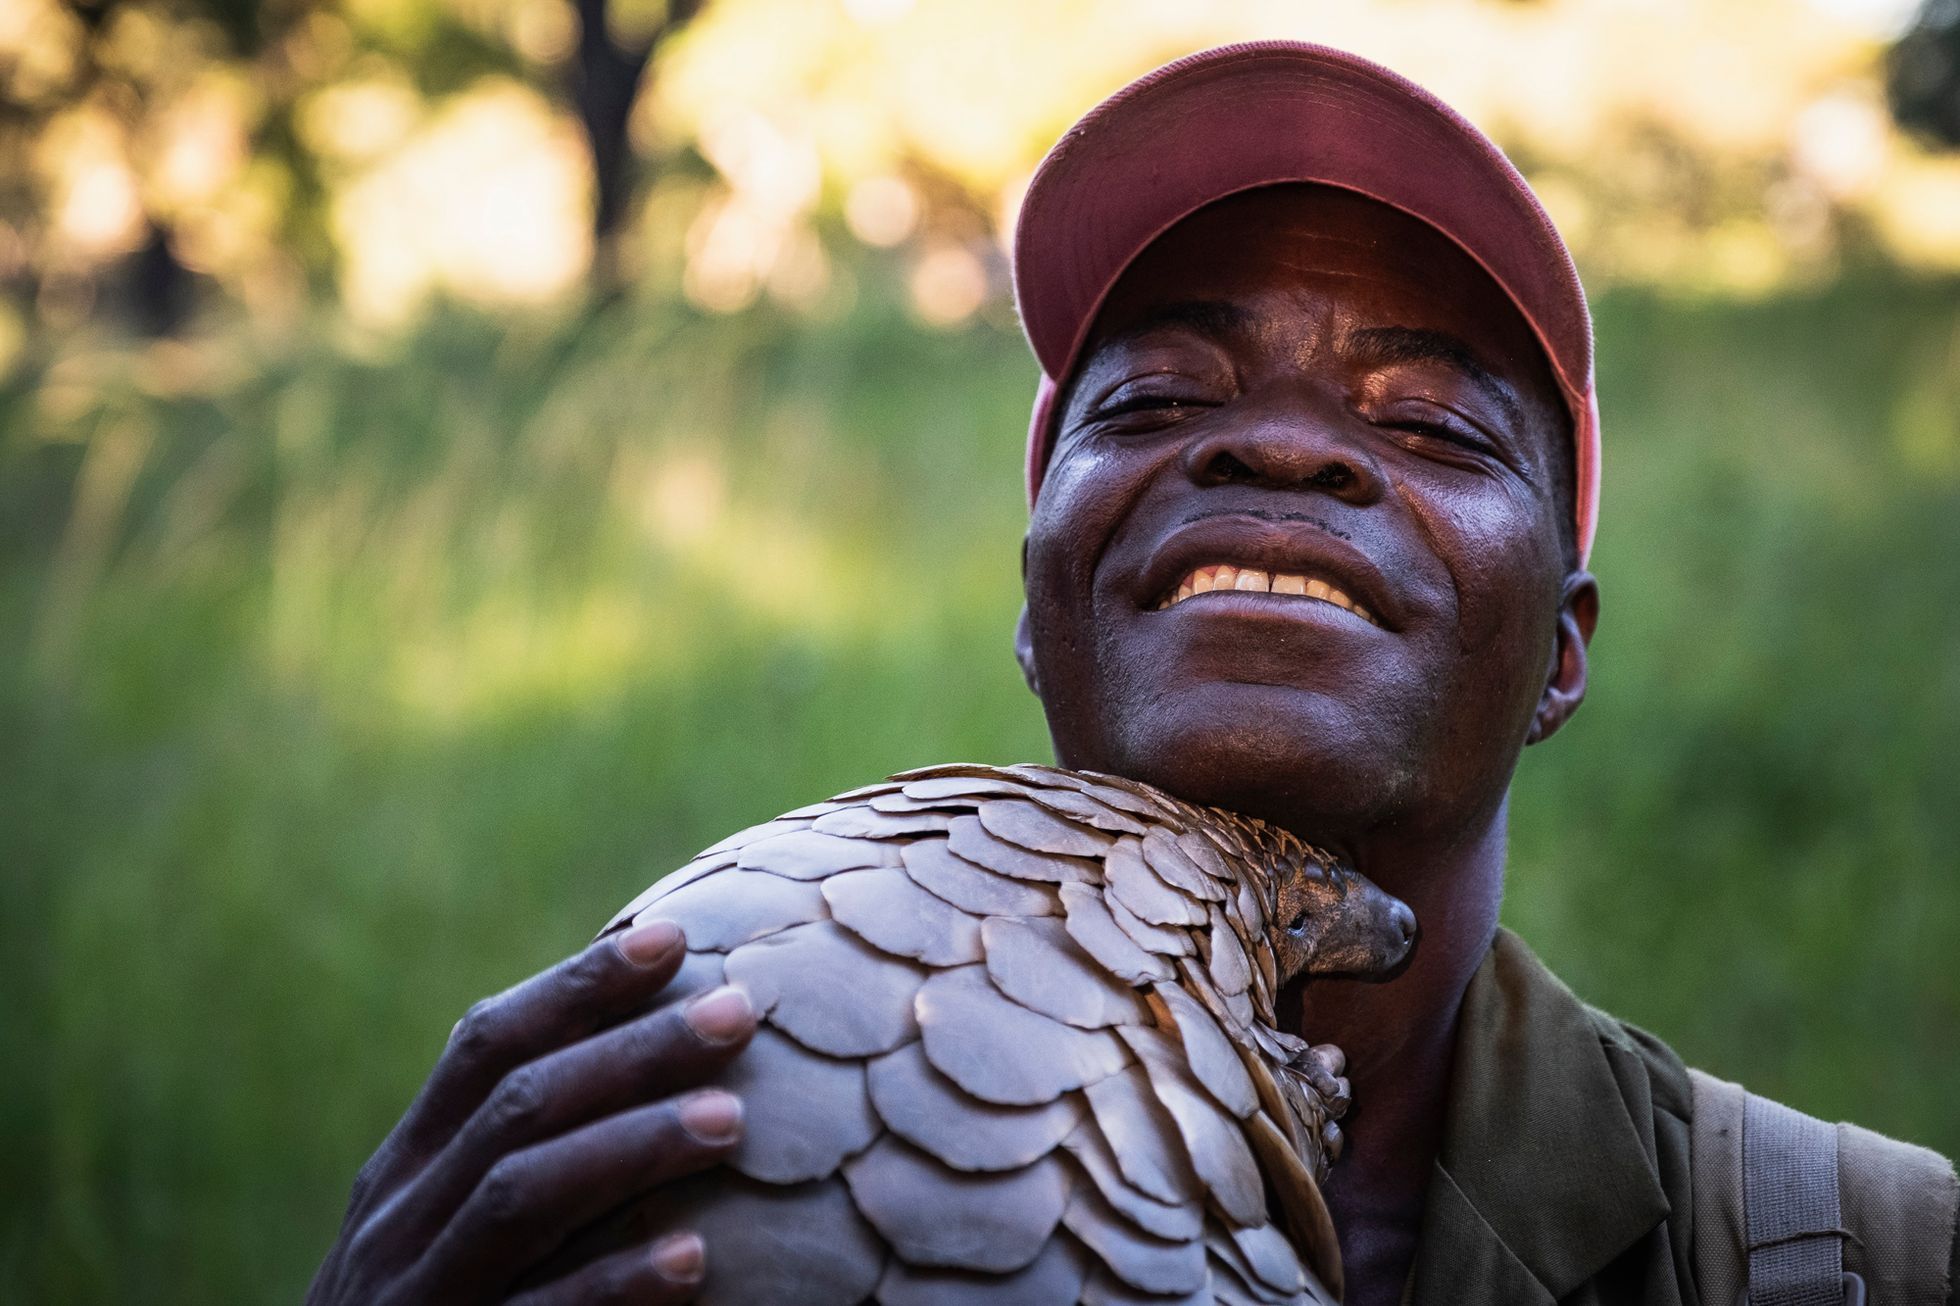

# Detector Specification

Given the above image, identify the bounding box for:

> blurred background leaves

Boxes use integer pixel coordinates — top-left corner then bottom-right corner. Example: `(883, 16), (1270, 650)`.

(2, 0), (1957, 1300)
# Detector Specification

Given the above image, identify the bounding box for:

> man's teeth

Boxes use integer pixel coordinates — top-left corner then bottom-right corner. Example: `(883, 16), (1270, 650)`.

(1161, 565), (1377, 624)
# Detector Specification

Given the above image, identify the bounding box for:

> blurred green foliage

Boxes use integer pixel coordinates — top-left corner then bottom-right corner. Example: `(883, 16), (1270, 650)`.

(3, 268), (1958, 1301)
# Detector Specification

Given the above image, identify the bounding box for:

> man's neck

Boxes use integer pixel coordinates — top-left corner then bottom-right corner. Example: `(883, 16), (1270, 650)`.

(1289, 800), (1509, 1306)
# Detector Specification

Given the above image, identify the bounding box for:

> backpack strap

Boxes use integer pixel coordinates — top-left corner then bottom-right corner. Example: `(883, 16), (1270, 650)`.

(1740, 1090), (1859, 1306)
(1691, 1068), (1957, 1306)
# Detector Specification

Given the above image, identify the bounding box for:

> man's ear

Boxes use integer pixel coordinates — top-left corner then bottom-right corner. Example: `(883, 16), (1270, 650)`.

(1526, 570), (1599, 745)
(1014, 604), (1039, 695)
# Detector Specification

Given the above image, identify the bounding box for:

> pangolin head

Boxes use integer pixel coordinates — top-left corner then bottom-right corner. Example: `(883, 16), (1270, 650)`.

(1264, 837), (1416, 986)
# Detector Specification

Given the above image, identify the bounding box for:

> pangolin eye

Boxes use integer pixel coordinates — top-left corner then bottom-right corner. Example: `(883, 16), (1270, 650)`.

(1286, 911), (1310, 934)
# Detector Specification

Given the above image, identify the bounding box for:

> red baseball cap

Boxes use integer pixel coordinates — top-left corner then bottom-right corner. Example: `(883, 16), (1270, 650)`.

(1012, 40), (1602, 563)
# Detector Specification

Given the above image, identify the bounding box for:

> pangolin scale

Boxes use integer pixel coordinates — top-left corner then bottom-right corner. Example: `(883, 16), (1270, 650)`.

(593, 763), (1415, 1304)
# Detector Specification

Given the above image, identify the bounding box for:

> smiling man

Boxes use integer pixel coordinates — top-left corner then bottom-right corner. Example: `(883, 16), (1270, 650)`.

(1016, 177), (1590, 1304)
(309, 41), (1957, 1306)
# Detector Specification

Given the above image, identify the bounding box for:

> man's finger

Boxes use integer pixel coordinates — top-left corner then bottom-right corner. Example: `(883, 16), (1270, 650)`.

(407, 1090), (743, 1300)
(502, 1233), (707, 1306)
(370, 920), (688, 1193)
(386, 985), (756, 1242)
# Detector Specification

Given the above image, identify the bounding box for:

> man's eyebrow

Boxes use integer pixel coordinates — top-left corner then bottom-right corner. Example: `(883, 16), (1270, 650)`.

(1092, 299), (1256, 352)
(1345, 325), (1527, 431)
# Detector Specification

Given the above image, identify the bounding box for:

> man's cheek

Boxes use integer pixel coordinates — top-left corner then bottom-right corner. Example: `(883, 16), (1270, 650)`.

(1033, 438), (1121, 528)
(1036, 433), (1179, 528)
(1028, 447), (1175, 633)
(1437, 551), (1565, 745)
(1421, 491), (1555, 655)
(1028, 470), (1116, 596)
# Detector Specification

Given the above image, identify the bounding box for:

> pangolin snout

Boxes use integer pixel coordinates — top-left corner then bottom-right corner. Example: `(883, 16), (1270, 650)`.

(1384, 896), (1417, 966)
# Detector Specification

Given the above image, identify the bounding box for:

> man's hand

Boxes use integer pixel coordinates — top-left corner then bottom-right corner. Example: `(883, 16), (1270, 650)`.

(306, 920), (758, 1305)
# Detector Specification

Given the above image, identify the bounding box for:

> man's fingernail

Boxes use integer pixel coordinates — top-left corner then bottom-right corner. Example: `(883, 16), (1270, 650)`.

(649, 1231), (704, 1284)
(683, 986), (754, 1044)
(678, 1089), (743, 1144)
(616, 919), (682, 967)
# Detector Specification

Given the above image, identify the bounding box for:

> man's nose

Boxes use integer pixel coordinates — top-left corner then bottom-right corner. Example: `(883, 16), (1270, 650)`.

(1179, 395), (1386, 506)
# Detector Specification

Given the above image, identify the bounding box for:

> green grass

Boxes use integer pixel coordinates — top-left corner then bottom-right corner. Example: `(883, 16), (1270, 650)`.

(3, 271), (1957, 1300)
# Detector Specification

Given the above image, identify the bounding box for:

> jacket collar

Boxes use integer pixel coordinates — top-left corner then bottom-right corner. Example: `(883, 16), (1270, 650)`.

(1410, 928), (1672, 1303)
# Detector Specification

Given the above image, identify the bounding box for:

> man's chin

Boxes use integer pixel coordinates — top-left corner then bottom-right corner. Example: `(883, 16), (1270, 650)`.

(1059, 681), (1418, 838)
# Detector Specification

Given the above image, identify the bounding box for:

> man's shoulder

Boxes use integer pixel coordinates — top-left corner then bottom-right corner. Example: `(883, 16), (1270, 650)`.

(1544, 946), (1957, 1303)
(1571, 985), (1958, 1244)
(1681, 1063), (1957, 1304)
(1472, 931), (1957, 1303)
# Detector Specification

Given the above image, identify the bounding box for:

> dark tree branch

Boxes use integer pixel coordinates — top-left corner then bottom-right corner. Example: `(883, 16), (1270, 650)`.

(571, 0), (707, 286)
(1889, 0), (1960, 149)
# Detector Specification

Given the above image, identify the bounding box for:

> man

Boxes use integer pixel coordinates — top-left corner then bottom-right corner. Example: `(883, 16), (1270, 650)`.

(308, 42), (1956, 1305)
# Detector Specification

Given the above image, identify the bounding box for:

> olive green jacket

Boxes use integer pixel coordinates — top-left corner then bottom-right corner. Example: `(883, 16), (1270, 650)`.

(1407, 929), (1957, 1305)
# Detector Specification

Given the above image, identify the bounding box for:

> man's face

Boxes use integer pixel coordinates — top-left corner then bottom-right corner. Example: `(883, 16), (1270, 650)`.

(1019, 184), (1593, 855)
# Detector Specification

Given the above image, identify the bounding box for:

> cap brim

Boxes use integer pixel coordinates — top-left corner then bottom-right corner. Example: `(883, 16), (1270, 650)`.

(1013, 41), (1600, 562)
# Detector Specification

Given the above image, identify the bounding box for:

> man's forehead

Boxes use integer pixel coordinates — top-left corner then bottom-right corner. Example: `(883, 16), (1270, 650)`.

(1096, 185), (1505, 308)
(1076, 188), (1554, 397)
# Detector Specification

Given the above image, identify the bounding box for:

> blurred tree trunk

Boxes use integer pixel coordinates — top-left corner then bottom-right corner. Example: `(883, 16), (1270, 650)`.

(571, 0), (707, 290)
(124, 223), (194, 338)
(1888, 0), (1960, 149)
(52, 0), (196, 335)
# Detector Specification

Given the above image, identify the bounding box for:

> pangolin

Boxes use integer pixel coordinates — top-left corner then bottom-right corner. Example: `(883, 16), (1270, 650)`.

(594, 763), (1415, 1305)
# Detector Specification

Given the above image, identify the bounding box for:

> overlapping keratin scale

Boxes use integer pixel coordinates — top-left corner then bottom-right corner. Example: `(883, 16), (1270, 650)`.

(602, 762), (1382, 1305)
